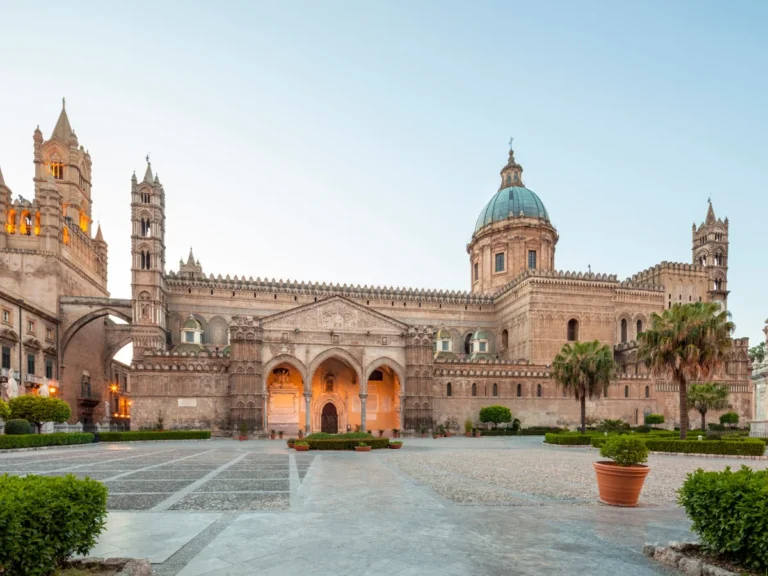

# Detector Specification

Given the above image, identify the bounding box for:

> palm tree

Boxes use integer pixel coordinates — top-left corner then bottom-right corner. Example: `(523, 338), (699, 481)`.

(688, 383), (730, 432)
(637, 302), (734, 439)
(552, 340), (615, 434)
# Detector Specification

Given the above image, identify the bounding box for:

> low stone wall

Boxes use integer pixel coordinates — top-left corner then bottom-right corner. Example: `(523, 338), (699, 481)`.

(643, 542), (738, 576)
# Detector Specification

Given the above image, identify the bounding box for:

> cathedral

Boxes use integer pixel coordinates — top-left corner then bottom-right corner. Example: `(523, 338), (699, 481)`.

(0, 102), (755, 435)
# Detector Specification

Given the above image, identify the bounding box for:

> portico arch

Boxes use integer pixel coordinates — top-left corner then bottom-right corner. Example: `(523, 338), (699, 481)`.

(61, 306), (132, 358)
(364, 357), (406, 395)
(363, 357), (406, 432)
(261, 354), (308, 394)
(308, 347), (363, 387)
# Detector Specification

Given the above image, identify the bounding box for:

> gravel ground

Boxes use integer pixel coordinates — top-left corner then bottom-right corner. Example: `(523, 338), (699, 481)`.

(387, 442), (768, 506)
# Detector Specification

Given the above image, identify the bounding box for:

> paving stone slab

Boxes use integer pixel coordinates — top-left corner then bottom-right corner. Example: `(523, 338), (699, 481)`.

(195, 479), (289, 492)
(169, 492), (290, 511)
(216, 469), (290, 480)
(108, 493), (175, 510)
(105, 480), (196, 493)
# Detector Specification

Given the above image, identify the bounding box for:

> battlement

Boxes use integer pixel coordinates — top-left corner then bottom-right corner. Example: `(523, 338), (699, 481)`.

(628, 261), (707, 285)
(165, 270), (496, 305)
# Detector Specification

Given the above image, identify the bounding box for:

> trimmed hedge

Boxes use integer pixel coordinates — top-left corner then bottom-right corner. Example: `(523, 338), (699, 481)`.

(0, 473), (108, 576)
(520, 426), (565, 435)
(544, 433), (592, 445)
(305, 432), (373, 440)
(591, 435), (766, 456)
(4, 418), (33, 435)
(679, 466), (768, 570)
(98, 430), (211, 442)
(479, 429), (519, 436)
(303, 438), (390, 450)
(0, 433), (94, 450)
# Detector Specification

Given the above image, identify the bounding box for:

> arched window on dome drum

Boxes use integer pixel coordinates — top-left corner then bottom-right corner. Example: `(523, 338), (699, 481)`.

(464, 334), (472, 355)
(516, 383), (521, 397)
(645, 385), (649, 399)
(567, 319), (579, 342)
(502, 329), (509, 349)
(492, 383), (498, 397)
(636, 320), (643, 336)
(537, 384), (542, 398)
(621, 319), (628, 343)
(446, 382), (452, 397)
(624, 385), (629, 398)
(471, 383), (477, 397)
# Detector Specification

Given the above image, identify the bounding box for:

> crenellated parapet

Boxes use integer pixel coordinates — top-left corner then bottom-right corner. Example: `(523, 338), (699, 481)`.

(629, 261), (707, 285)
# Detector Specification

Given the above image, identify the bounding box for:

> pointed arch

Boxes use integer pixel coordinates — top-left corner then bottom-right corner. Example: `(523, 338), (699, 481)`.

(262, 354), (308, 395)
(308, 347), (363, 389)
(363, 356), (406, 395)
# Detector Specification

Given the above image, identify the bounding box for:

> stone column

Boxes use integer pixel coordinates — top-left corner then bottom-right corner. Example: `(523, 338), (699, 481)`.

(304, 393), (311, 433)
(360, 393), (368, 433)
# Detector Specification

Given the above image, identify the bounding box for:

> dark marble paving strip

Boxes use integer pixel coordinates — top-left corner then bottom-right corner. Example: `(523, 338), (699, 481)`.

(104, 480), (195, 493)
(107, 493), (173, 510)
(169, 492), (289, 511)
(195, 479), (289, 492)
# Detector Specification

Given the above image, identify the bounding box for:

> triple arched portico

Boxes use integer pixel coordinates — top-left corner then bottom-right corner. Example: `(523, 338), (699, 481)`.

(261, 347), (406, 434)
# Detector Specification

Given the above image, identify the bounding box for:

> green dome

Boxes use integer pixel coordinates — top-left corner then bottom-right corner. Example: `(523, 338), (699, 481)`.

(473, 329), (493, 341)
(183, 315), (202, 330)
(474, 186), (550, 234)
(436, 328), (452, 340)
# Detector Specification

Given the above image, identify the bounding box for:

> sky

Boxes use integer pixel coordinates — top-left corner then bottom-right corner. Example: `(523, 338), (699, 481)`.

(1, 0), (766, 352)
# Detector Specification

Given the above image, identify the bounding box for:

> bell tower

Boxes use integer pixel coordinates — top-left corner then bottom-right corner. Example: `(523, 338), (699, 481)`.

(692, 200), (729, 310)
(130, 158), (167, 357)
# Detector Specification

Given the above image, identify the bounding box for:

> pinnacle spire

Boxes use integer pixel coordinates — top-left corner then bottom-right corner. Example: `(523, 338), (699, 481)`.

(95, 223), (104, 242)
(0, 165), (5, 187)
(706, 199), (715, 224)
(143, 155), (153, 184)
(187, 247), (195, 265)
(500, 139), (523, 189)
(51, 98), (74, 141)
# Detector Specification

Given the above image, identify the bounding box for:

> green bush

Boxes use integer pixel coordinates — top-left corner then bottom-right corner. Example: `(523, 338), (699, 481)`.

(303, 438), (390, 450)
(645, 438), (765, 456)
(98, 431), (211, 442)
(644, 414), (665, 425)
(293, 440), (309, 447)
(9, 396), (71, 433)
(480, 429), (518, 436)
(544, 433), (592, 445)
(479, 405), (513, 427)
(520, 426), (565, 435)
(720, 412), (739, 427)
(599, 435), (648, 466)
(4, 418), (33, 435)
(634, 425), (651, 433)
(0, 473), (108, 576)
(678, 466), (768, 570)
(305, 432), (373, 440)
(0, 433), (93, 450)
(0, 399), (9, 421)
(597, 418), (630, 432)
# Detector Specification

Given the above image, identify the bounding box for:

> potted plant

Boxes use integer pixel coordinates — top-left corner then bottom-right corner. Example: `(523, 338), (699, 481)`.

(278, 430), (284, 439)
(474, 427), (482, 438)
(238, 421), (248, 441)
(593, 435), (650, 507)
(464, 418), (473, 437)
(298, 428), (304, 439)
(294, 440), (310, 452)
(388, 441), (403, 449)
(355, 441), (372, 452)
(269, 429), (276, 440)
(392, 429), (400, 439)
(378, 429), (385, 438)
(420, 426), (428, 438)
(286, 438), (296, 448)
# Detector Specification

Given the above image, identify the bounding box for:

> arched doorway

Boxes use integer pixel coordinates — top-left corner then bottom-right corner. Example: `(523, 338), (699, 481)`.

(321, 403), (339, 433)
(265, 362), (304, 436)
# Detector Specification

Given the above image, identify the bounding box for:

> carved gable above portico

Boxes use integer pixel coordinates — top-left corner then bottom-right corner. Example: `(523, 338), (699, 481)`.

(260, 296), (407, 334)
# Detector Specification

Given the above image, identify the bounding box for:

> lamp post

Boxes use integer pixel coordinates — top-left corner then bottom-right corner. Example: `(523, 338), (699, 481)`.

(109, 383), (118, 430)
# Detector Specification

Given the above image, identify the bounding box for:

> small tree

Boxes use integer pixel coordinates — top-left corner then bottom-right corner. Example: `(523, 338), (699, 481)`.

(688, 383), (729, 432)
(719, 411), (739, 428)
(644, 414), (665, 426)
(0, 399), (10, 421)
(9, 396), (71, 434)
(748, 341), (766, 364)
(479, 405), (512, 428)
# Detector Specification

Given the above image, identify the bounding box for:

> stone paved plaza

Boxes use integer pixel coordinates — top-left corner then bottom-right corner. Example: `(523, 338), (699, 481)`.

(2, 437), (765, 575)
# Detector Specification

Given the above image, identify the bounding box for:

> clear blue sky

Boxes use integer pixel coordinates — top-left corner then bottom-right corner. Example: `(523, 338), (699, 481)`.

(1, 0), (766, 348)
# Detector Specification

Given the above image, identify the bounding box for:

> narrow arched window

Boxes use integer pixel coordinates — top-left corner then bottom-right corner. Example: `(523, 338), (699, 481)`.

(471, 383), (477, 397)
(636, 320), (643, 336)
(446, 382), (452, 397)
(620, 319), (627, 343)
(492, 383), (498, 397)
(516, 383), (521, 397)
(567, 319), (578, 341)
(502, 329), (509, 349)
(603, 384), (609, 397)
(464, 333), (472, 355)
(537, 384), (542, 397)
(624, 385), (629, 398)
(644, 385), (649, 398)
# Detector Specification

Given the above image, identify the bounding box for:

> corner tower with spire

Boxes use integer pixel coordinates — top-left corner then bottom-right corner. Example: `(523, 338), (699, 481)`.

(130, 157), (168, 356)
(692, 199), (729, 309)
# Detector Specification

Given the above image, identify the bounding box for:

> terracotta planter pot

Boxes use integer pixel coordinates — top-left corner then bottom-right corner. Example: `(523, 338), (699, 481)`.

(474, 432), (482, 438)
(593, 461), (650, 507)
(294, 444), (310, 452)
(269, 434), (276, 440)
(388, 443), (403, 449)
(465, 432), (472, 437)
(238, 436), (247, 441)
(355, 446), (372, 452)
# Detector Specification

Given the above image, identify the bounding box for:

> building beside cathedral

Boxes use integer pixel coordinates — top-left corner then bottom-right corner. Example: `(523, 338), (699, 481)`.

(0, 102), (754, 435)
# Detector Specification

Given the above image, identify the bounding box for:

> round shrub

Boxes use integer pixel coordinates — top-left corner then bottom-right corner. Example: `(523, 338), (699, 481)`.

(634, 425), (651, 433)
(644, 414), (665, 425)
(599, 435), (649, 466)
(719, 412), (739, 427)
(479, 405), (512, 427)
(4, 419), (32, 435)
(9, 396), (71, 433)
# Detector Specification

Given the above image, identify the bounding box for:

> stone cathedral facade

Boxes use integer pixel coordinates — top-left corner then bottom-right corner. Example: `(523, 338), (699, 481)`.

(0, 103), (754, 435)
